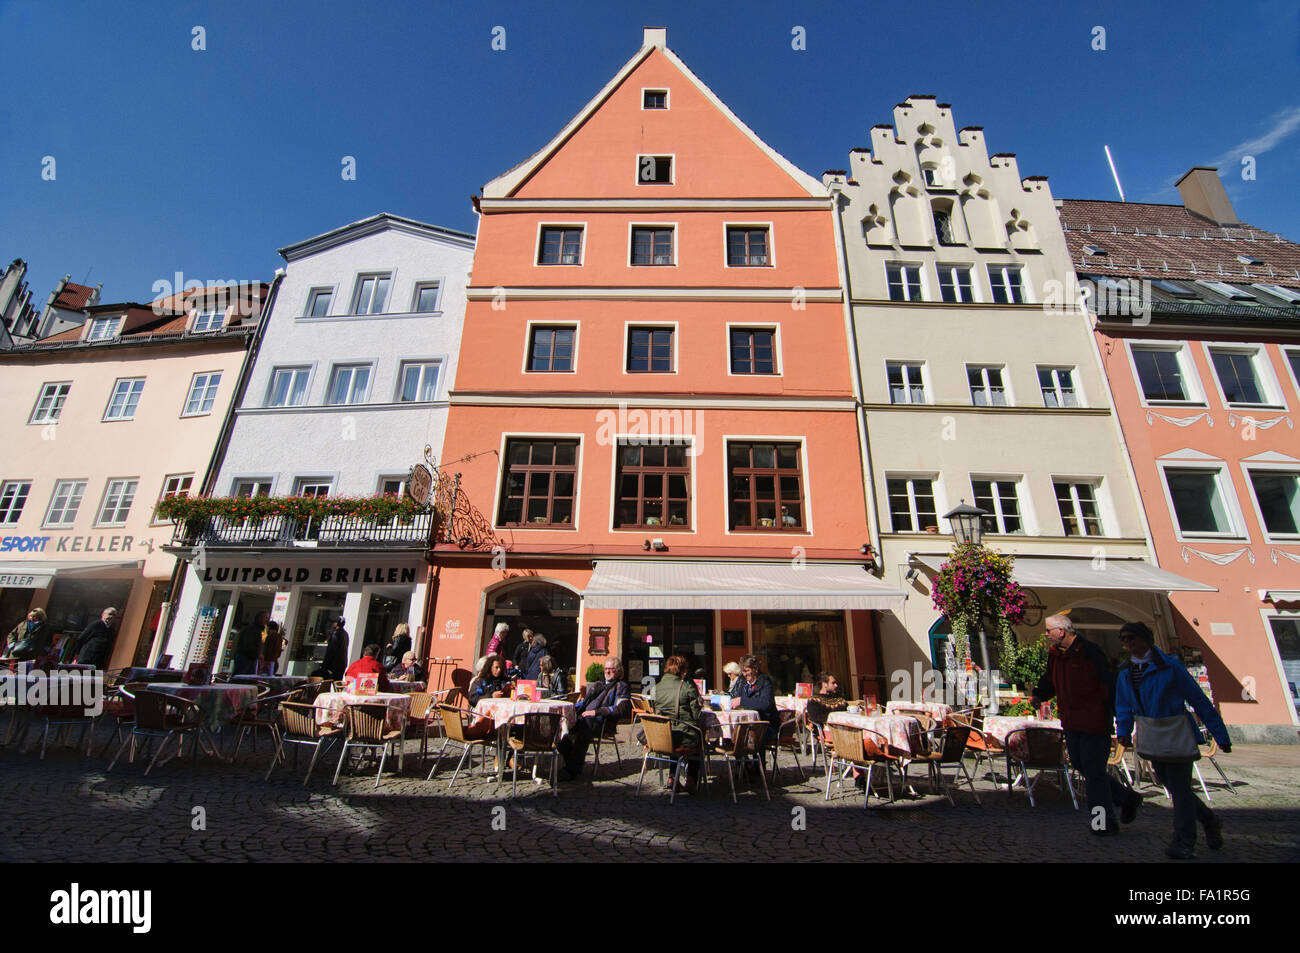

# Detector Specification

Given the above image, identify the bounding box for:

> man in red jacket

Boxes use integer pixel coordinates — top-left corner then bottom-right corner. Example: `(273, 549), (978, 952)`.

(1031, 613), (1140, 834)
(344, 643), (392, 693)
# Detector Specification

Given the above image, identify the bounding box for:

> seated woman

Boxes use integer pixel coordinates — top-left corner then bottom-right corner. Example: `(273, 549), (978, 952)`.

(390, 651), (425, 683)
(729, 653), (780, 772)
(723, 661), (743, 693)
(468, 655), (512, 704)
(537, 655), (567, 699)
(653, 654), (705, 793)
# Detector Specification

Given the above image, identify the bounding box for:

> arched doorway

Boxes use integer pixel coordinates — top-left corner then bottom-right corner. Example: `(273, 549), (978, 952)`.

(483, 581), (580, 678)
(1059, 604), (1133, 674)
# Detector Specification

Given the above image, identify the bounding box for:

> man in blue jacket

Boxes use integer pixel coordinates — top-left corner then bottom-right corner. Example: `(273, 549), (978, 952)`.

(559, 657), (630, 780)
(1114, 622), (1231, 860)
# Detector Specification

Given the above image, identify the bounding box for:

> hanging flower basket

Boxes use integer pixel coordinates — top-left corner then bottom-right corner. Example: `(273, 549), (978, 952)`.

(930, 543), (1027, 664)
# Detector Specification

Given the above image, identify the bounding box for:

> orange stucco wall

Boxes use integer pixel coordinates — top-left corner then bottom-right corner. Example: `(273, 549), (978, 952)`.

(1098, 326), (1300, 726)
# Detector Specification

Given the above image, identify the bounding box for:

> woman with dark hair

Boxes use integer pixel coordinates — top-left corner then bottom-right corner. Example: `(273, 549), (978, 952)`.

(1115, 621), (1232, 860)
(652, 654), (705, 792)
(468, 654), (512, 704)
(729, 653), (779, 775)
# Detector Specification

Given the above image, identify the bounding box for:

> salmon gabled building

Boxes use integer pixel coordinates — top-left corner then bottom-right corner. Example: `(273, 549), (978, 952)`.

(425, 28), (904, 695)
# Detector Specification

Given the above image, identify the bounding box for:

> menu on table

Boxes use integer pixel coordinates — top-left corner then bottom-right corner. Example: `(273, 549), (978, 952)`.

(795, 682), (813, 699)
(354, 673), (379, 696)
(514, 679), (538, 701)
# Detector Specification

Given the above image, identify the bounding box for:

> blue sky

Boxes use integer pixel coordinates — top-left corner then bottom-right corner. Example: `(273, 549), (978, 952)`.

(2, 0), (1297, 303)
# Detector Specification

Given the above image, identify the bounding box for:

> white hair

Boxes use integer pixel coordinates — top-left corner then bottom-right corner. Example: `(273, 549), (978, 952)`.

(1045, 614), (1074, 634)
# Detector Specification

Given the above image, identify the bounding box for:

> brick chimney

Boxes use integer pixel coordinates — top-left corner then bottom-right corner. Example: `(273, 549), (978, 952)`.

(1175, 167), (1238, 224)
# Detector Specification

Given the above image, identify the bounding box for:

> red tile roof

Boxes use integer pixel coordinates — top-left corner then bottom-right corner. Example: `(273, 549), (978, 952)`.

(51, 282), (96, 310)
(1058, 199), (1300, 288)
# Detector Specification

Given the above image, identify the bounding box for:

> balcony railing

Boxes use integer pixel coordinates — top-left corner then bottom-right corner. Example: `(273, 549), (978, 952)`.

(168, 512), (434, 549)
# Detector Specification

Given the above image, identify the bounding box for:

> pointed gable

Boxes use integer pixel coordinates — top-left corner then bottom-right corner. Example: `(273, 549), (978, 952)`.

(490, 37), (822, 201)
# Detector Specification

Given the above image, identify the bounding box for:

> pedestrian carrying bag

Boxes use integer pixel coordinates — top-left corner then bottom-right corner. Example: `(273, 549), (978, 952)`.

(1130, 668), (1200, 763)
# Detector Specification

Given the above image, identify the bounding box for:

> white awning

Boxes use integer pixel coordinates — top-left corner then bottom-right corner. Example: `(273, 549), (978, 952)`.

(914, 554), (1215, 593)
(1261, 590), (1300, 604)
(0, 560), (144, 590)
(583, 559), (906, 612)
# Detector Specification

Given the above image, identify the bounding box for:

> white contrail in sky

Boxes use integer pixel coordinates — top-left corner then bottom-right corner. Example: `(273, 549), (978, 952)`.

(1206, 104), (1300, 168)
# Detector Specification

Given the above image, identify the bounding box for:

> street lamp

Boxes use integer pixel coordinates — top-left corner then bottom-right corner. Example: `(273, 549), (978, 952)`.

(941, 500), (997, 713)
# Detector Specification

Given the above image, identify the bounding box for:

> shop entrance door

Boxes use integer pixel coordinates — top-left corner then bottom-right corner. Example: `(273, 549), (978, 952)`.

(623, 611), (714, 693)
(484, 582), (580, 679)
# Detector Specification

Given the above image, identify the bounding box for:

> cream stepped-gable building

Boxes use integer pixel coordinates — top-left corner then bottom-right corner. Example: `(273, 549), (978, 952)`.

(824, 96), (1208, 686)
(161, 214), (474, 678)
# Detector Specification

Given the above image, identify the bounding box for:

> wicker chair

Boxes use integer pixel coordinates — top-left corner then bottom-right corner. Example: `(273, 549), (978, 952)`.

(107, 689), (210, 775)
(767, 709), (806, 787)
(1005, 727), (1077, 809)
(590, 711), (624, 777)
(427, 703), (496, 788)
(908, 724), (981, 805)
(266, 700), (344, 783)
(709, 720), (770, 802)
(332, 703), (406, 789)
(230, 691), (293, 764)
(826, 725), (903, 808)
(402, 692), (440, 767)
(635, 713), (705, 804)
(962, 721), (1004, 786)
(505, 711), (564, 797)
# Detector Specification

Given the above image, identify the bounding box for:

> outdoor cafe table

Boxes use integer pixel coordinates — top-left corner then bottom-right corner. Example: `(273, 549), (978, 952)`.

(701, 707), (761, 742)
(383, 680), (426, 693)
(775, 695), (808, 715)
(314, 691), (411, 732)
(122, 667), (183, 683)
(826, 711), (930, 756)
(982, 715), (1063, 760)
(472, 697), (578, 782)
(884, 700), (954, 722)
(148, 682), (260, 733)
(230, 674), (307, 695)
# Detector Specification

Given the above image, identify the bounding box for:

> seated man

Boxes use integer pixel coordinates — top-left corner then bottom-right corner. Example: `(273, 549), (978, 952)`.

(559, 657), (630, 780)
(343, 643), (392, 692)
(805, 671), (847, 728)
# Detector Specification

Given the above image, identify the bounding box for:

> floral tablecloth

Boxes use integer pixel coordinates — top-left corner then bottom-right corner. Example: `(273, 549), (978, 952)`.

(826, 712), (929, 756)
(314, 691), (411, 732)
(472, 698), (577, 738)
(701, 707), (761, 742)
(884, 700), (953, 722)
(775, 696), (808, 715)
(982, 716), (1063, 760)
(148, 682), (260, 732)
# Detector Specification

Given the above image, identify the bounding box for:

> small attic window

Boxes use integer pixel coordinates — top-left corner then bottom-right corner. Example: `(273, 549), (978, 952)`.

(637, 155), (673, 184)
(642, 89), (668, 110)
(1083, 245), (1107, 256)
(1237, 254), (1262, 265)
(1197, 279), (1256, 301)
(1152, 279), (1197, 298)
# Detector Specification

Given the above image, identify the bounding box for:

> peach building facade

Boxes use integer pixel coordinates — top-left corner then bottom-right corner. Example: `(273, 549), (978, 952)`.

(1064, 170), (1300, 740)
(426, 29), (902, 695)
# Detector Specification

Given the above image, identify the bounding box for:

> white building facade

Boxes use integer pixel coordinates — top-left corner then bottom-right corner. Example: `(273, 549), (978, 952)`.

(162, 214), (475, 676)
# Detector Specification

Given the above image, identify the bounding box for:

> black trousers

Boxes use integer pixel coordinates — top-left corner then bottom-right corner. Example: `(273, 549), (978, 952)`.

(1153, 759), (1216, 848)
(560, 716), (606, 774)
(1063, 730), (1133, 829)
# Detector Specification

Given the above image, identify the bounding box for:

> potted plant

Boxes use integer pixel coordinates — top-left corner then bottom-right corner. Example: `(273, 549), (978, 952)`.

(930, 543), (1027, 667)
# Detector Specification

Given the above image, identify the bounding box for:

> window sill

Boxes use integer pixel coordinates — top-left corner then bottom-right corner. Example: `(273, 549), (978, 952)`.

(497, 523), (577, 531)
(100, 417), (137, 423)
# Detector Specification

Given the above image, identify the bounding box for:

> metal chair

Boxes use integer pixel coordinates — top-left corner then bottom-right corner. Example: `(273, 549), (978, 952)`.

(909, 723), (981, 805)
(266, 700), (343, 784)
(332, 703), (406, 789)
(505, 711), (564, 797)
(590, 713), (624, 777)
(230, 690), (293, 763)
(23, 702), (96, 760)
(767, 709), (806, 787)
(1005, 727), (1077, 809)
(825, 724), (903, 807)
(402, 691), (440, 768)
(708, 720), (770, 803)
(635, 713), (705, 803)
(427, 703), (496, 788)
(107, 689), (214, 775)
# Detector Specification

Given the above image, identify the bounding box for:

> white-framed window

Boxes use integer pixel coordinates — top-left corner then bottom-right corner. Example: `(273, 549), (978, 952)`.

(971, 477), (1024, 534)
(641, 88), (668, 110)
(936, 264), (975, 303)
(1038, 366), (1079, 408)
(267, 367), (310, 407)
(411, 281), (441, 313)
(1245, 468), (1300, 538)
(96, 478), (138, 526)
(292, 477), (332, 498)
(1054, 480), (1105, 537)
(86, 316), (120, 341)
(1208, 346), (1277, 407)
(305, 287), (334, 317)
(728, 327), (778, 375)
(182, 372), (221, 416)
(29, 382), (71, 424)
(1131, 344), (1198, 404)
(159, 474), (194, 501)
(967, 365), (1009, 406)
(232, 479), (272, 498)
(886, 262), (925, 302)
(191, 308), (225, 332)
(397, 361), (441, 402)
(988, 264), (1026, 304)
(326, 364), (371, 405)
(0, 481), (31, 524)
(636, 155), (673, 184)
(886, 361), (926, 404)
(886, 476), (938, 533)
(350, 273), (392, 315)
(1286, 347), (1300, 400)
(630, 226), (674, 265)
(1160, 465), (1240, 538)
(537, 226), (584, 265)
(726, 226), (771, 267)
(104, 378), (145, 420)
(379, 475), (408, 497)
(44, 479), (86, 527)
(1264, 615), (1300, 717)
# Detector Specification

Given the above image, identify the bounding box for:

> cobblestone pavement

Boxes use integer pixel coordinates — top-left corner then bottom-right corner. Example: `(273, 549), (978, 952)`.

(2, 723), (1297, 863)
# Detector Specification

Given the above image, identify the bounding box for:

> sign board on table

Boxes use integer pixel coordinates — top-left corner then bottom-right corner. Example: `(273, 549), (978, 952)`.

(514, 679), (538, 701)
(355, 673), (379, 696)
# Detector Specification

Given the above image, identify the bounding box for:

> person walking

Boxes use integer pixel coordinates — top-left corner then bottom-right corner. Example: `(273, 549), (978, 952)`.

(260, 620), (285, 676)
(1031, 613), (1141, 835)
(1115, 621), (1231, 860)
(5, 608), (53, 661)
(232, 611), (268, 676)
(72, 607), (119, 670)
(316, 617), (349, 680)
(382, 622), (412, 670)
(485, 622), (509, 657)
